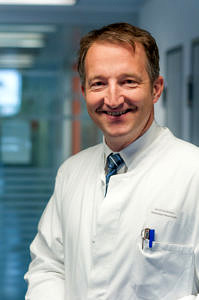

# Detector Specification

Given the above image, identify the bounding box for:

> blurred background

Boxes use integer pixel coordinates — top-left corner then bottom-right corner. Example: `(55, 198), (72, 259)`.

(0, 0), (198, 299)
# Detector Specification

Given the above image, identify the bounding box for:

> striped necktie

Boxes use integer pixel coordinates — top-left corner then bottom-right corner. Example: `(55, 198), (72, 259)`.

(105, 153), (124, 196)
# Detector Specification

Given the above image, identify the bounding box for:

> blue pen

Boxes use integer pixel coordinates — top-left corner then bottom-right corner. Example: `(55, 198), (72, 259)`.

(149, 229), (155, 248)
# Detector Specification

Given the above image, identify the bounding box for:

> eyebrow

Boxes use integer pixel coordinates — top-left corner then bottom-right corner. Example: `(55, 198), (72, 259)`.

(87, 73), (143, 84)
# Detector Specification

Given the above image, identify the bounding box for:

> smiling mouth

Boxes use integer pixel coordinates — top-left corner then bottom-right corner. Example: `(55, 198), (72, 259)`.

(102, 108), (137, 116)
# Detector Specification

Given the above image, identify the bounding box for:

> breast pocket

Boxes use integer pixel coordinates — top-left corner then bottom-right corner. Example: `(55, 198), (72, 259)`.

(131, 240), (194, 300)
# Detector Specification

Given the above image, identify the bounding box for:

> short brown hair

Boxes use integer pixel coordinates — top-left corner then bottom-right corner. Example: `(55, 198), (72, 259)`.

(77, 22), (160, 87)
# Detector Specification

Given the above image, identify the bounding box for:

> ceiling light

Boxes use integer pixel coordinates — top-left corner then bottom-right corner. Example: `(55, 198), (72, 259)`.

(0, 0), (76, 5)
(0, 54), (34, 68)
(0, 32), (45, 48)
(0, 24), (57, 33)
(0, 39), (45, 48)
(0, 32), (44, 39)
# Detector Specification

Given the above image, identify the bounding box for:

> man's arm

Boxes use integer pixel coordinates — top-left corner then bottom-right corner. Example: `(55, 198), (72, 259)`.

(24, 172), (65, 300)
(178, 243), (199, 299)
(179, 297), (197, 300)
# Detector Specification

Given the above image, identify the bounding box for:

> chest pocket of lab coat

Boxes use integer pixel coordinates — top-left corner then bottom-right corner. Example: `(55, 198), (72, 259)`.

(130, 206), (195, 299)
(131, 240), (194, 300)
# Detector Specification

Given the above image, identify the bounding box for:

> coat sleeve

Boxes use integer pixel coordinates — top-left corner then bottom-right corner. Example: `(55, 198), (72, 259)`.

(24, 171), (65, 300)
(178, 245), (199, 299)
(178, 297), (198, 299)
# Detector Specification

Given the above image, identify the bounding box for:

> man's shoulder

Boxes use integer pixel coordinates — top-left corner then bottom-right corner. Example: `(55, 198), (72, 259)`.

(163, 129), (199, 169)
(169, 133), (199, 157)
(58, 143), (103, 174)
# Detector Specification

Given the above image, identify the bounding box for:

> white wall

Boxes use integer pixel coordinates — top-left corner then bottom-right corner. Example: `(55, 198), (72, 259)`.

(139, 0), (199, 141)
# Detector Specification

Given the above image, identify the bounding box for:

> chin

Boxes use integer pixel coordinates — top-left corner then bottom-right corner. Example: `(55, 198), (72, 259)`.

(105, 131), (131, 139)
(105, 127), (133, 137)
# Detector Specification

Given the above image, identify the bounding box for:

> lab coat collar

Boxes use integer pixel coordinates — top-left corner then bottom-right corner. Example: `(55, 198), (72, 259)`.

(103, 121), (162, 170)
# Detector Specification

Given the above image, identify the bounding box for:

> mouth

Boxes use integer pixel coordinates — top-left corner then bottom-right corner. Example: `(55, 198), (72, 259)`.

(100, 108), (137, 116)
(106, 109), (131, 116)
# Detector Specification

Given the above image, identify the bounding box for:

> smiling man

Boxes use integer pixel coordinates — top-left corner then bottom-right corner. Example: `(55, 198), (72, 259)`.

(25, 23), (199, 300)
(82, 40), (163, 151)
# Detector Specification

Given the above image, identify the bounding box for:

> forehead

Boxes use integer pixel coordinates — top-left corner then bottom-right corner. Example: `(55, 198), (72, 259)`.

(84, 41), (148, 77)
(87, 40), (141, 57)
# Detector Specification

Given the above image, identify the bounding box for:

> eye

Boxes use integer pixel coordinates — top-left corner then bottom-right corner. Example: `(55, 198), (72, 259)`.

(122, 79), (138, 87)
(93, 81), (103, 86)
(90, 81), (105, 90)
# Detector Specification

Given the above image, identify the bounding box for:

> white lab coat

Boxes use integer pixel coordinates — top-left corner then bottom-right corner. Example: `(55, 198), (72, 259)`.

(25, 123), (199, 300)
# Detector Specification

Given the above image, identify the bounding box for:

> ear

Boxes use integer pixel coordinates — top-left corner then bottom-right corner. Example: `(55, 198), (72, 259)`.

(152, 76), (164, 104)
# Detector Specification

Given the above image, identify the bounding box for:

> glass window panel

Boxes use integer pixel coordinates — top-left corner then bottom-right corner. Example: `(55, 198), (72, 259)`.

(0, 24), (102, 300)
(0, 70), (22, 116)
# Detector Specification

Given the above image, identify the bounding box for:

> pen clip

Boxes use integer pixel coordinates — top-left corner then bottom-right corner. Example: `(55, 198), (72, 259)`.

(141, 228), (155, 249)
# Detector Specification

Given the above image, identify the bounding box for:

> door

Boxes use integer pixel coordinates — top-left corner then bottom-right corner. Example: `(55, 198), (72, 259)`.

(166, 47), (183, 138)
(191, 41), (199, 146)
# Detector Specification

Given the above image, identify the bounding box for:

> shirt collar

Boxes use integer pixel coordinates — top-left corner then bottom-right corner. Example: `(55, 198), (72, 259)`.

(103, 121), (162, 170)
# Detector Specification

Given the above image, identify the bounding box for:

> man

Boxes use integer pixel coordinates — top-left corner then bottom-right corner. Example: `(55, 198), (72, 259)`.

(25, 23), (199, 300)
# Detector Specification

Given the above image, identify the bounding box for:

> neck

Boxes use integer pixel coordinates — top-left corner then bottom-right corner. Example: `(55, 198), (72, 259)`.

(105, 116), (154, 152)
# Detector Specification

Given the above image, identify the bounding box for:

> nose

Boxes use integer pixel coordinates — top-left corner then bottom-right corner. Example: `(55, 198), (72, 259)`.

(104, 83), (124, 108)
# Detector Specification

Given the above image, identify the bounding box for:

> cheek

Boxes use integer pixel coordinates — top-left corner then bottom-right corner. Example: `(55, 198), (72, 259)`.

(132, 90), (153, 106)
(86, 94), (103, 110)
(85, 95), (95, 108)
(124, 89), (147, 102)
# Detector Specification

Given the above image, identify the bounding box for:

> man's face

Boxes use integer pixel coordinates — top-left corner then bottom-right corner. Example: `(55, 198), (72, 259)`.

(82, 41), (163, 151)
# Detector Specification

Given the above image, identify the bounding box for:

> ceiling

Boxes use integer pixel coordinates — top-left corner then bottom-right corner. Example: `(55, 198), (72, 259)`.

(0, 0), (147, 70)
(0, 0), (146, 24)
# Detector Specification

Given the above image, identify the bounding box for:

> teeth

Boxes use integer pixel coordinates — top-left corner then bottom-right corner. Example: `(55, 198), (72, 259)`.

(107, 111), (126, 116)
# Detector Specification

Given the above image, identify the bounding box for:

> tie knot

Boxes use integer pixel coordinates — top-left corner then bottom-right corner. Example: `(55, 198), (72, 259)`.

(105, 153), (124, 196)
(107, 153), (124, 172)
